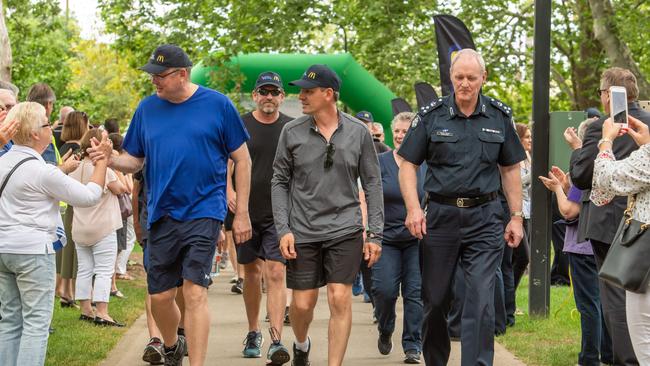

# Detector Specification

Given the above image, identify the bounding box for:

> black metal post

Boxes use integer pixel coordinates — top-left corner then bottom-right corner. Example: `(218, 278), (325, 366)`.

(529, 0), (552, 317)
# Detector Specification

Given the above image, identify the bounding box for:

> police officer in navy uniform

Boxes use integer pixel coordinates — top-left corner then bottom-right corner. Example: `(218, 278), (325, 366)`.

(397, 49), (526, 366)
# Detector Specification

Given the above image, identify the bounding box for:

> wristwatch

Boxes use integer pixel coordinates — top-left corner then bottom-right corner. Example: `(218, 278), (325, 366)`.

(510, 211), (524, 218)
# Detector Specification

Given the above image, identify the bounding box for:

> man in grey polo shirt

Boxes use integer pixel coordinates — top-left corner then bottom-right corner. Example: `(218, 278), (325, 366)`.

(271, 64), (384, 366)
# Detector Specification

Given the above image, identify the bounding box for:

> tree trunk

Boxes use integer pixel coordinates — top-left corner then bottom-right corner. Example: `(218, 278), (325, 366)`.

(0, 0), (12, 82)
(589, 0), (650, 99)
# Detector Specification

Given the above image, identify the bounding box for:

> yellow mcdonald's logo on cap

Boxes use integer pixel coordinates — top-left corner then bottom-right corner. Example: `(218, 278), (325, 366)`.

(307, 72), (317, 79)
(156, 55), (165, 63)
(273, 76), (280, 81)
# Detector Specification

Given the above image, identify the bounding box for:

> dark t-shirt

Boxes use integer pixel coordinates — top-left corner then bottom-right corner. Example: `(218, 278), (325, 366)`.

(241, 111), (293, 223)
(379, 151), (426, 245)
(59, 142), (80, 157)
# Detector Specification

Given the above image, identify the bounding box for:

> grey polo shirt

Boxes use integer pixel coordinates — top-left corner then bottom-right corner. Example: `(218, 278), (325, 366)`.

(271, 111), (384, 245)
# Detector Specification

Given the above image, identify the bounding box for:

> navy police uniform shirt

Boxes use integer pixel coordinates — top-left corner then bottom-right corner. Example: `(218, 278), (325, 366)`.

(397, 93), (526, 197)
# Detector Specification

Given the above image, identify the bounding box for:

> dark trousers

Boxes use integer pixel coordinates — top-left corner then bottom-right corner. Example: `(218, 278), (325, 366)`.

(551, 220), (571, 285)
(500, 244), (515, 328)
(421, 199), (503, 366)
(360, 259), (373, 305)
(512, 219), (530, 292)
(568, 253), (613, 366)
(371, 241), (423, 353)
(591, 240), (639, 365)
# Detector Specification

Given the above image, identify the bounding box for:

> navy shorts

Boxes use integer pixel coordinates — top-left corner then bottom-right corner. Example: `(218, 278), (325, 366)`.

(286, 230), (364, 290)
(236, 219), (285, 265)
(147, 216), (221, 294)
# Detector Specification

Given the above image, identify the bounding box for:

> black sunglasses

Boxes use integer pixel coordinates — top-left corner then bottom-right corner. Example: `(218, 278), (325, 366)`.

(324, 142), (335, 169)
(257, 89), (281, 97)
(596, 88), (608, 97)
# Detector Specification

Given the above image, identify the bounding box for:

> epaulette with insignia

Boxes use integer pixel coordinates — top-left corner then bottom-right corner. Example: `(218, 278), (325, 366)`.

(418, 97), (444, 116)
(489, 97), (513, 117)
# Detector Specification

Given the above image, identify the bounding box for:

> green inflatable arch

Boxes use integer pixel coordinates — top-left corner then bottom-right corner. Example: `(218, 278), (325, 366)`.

(190, 53), (398, 142)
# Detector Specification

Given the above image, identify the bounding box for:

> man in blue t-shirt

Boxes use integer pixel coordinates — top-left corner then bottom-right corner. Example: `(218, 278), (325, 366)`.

(96, 44), (252, 366)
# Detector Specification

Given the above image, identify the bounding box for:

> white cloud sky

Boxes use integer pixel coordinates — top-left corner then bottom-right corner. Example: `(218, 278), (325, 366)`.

(58, 0), (106, 41)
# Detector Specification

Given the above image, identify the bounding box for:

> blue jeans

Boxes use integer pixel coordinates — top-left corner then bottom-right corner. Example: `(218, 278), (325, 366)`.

(568, 253), (613, 366)
(0, 253), (55, 366)
(371, 241), (423, 353)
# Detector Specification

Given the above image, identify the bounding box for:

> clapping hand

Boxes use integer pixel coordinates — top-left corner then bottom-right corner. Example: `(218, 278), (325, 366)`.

(0, 120), (18, 146)
(59, 149), (81, 174)
(563, 127), (582, 150)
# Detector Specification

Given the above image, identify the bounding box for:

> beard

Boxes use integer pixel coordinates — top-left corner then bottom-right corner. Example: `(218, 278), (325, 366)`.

(259, 103), (278, 115)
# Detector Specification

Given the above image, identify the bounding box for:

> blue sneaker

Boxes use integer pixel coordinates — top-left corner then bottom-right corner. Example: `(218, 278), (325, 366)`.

(242, 330), (263, 358)
(267, 342), (290, 365)
(352, 273), (363, 296)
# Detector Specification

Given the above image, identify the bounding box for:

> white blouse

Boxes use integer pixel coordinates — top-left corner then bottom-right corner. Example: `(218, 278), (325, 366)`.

(0, 145), (103, 254)
(591, 143), (650, 224)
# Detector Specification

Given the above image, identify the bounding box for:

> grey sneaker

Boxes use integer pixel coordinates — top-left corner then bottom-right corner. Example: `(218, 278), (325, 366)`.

(163, 335), (187, 366)
(404, 349), (421, 364)
(231, 278), (243, 294)
(242, 330), (263, 358)
(378, 332), (392, 355)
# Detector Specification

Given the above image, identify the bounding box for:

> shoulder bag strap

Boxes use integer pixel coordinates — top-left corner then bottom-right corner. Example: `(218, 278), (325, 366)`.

(0, 156), (39, 197)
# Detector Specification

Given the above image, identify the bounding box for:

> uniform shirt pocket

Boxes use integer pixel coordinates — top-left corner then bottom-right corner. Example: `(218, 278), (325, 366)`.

(477, 131), (504, 163)
(428, 133), (460, 165)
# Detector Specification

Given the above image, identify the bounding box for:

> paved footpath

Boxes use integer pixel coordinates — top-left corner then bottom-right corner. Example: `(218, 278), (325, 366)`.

(101, 267), (526, 365)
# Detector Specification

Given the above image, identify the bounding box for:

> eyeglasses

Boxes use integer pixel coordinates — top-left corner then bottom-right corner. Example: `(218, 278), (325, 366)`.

(324, 142), (335, 169)
(257, 89), (282, 97)
(597, 89), (609, 97)
(40, 123), (52, 129)
(150, 69), (181, 80)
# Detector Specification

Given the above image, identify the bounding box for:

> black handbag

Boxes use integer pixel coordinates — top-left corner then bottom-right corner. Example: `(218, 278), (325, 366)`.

(598, 195), (650, 294)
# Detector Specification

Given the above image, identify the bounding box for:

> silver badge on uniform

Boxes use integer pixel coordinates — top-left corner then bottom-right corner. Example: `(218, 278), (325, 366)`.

(411, 115), (421, 129)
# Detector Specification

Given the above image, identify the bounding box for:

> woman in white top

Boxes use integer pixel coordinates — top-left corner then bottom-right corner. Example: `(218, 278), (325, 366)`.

(69, 128), (127, 327)
(591, 115), (650, 363)
(0, 102), (111, 366)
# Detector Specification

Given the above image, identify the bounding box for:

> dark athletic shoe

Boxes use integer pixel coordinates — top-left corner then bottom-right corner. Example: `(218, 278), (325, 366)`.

(378, 332), (392, 355)
(142, 337), (164, 365)
(291, 338), (311, 366)
(163, 335), (187, 366)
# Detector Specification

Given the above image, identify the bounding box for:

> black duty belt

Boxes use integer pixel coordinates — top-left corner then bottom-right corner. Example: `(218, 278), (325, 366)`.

(428, 192), (498, 208)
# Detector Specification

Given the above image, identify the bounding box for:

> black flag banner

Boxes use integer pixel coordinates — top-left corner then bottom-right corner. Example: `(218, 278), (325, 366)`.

(414, 82), (439, 109)
(433, 14), (476, 96)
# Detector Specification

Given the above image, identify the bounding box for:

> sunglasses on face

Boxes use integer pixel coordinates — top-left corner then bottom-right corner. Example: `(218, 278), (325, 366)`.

(257, 89), (281, 97)
(324, 142), (335, 169)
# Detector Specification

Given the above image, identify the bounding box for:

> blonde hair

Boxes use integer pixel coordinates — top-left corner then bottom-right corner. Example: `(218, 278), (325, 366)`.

(5, 102), (46, 145)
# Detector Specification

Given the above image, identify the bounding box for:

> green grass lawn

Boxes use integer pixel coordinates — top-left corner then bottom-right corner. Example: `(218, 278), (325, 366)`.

(46, 259), (147, 366)
(499, 275), (582, 366)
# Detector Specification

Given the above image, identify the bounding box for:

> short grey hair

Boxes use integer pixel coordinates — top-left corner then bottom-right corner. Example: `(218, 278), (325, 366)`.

(391, 111), (416, 130)
(577, 118), (595, 141)
(0, 80), (18, 97)
(450, 49), (486, 74)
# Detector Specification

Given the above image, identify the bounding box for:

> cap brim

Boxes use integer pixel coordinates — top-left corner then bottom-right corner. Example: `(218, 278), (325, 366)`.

(255, 81), (283, 89)
(288, 79), (321, 89)
(139, 62), (168, 74)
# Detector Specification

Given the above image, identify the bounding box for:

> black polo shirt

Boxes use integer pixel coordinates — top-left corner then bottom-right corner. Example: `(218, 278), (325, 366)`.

(398, 93), (525, 197)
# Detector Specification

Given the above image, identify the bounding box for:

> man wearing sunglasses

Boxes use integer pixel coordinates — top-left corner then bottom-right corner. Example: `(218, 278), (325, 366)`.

(233, 71), (293, 364)
(102, 44), (253, 366)
(271, 64), (384, 366)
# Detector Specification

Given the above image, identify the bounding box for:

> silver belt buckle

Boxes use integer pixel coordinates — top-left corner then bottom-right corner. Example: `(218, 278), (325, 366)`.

(456, 198), (469, 208)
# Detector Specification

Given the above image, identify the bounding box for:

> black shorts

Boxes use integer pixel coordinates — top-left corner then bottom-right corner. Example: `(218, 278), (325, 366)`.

(286, 230), (364, 290)
(147, 216), (221, 294)
(237, 219), (286, 265)
(224, 210), (234, 231)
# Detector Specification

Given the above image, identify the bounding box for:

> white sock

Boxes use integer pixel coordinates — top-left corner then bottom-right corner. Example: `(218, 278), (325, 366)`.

(295, 337), (310, 352)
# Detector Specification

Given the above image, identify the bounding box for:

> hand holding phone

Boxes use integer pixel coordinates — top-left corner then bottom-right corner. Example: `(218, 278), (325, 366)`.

(609, 86), (628, 128)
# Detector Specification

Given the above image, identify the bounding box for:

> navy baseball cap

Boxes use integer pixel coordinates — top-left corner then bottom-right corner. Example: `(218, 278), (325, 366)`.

(140, 44), (193, 74)
(255, 71), (283, 89)
(355, 111), (374, 123)
(585, 107), (602, 119)
(289, 64), (341, 91)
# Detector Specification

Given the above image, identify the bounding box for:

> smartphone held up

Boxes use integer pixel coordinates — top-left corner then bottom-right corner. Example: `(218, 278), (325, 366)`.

(609, 86), (628, 128)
